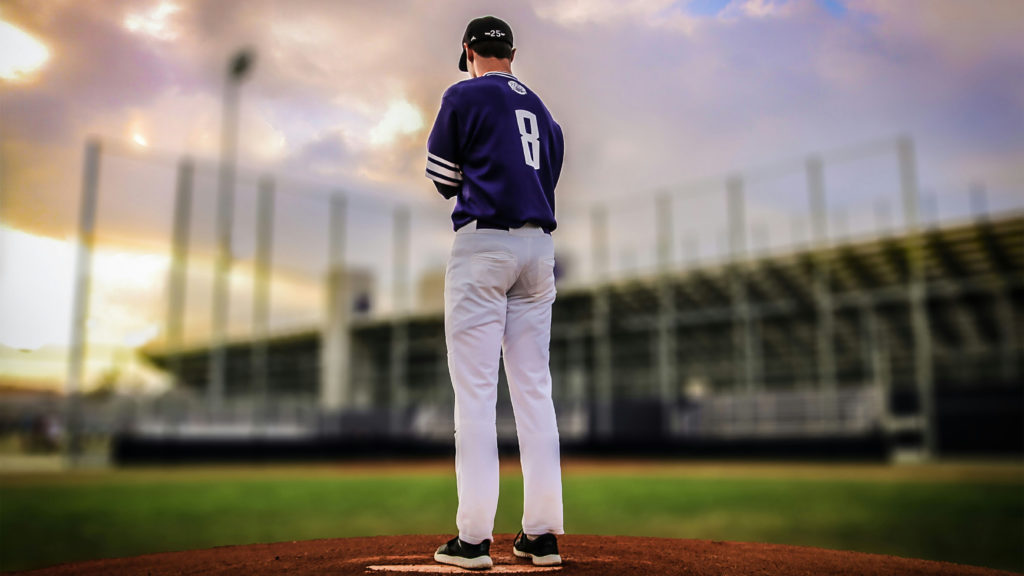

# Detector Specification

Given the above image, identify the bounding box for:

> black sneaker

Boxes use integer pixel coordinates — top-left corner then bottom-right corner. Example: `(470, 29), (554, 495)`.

(434, 536), (493, 570)
(513, 530), (562, 566)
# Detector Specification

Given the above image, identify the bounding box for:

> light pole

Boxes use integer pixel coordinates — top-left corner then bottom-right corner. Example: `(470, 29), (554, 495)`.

(209, 49), (255, 415)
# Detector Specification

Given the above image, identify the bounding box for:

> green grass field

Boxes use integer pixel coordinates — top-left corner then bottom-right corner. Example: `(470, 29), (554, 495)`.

(1, 461), (1022, 573)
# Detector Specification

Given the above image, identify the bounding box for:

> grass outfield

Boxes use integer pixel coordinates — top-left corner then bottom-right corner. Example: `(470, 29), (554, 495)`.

(1, 460), (1021, 573)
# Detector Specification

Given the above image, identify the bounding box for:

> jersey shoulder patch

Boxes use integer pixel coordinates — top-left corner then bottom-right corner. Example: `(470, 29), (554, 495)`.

(507, 79), (527, 95)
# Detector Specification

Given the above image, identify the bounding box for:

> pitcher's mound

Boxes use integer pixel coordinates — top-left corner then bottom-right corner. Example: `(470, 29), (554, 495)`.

(17, 534), (1015, 575)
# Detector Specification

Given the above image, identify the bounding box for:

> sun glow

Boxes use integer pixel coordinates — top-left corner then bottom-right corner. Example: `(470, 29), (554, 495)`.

(0, 225), (176, 392)
(133, 133), (149, 147)
(0, 226), (169, 352)
(0, 224), (325, 391)
(0, 20), (50, 82)
(368, 99), (424, 147)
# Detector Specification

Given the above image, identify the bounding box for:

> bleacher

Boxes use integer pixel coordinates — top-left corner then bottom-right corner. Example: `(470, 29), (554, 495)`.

(145, 212), (1023, 455)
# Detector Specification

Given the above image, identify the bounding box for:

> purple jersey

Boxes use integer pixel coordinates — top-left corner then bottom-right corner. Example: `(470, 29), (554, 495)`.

(426, 71), (564, 232)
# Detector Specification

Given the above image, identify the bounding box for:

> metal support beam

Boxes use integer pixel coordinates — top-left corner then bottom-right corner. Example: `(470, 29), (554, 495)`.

(166, 157), (193, 388)
(252, 176), (274, 420)
(67, 138), (101, 466)
(322, 194), (350, 412)
(567, 327), (585, 414)
(656, 193), (673, 270)
(807, 156), (837, 419)
(874, 199), (892, 236)
(655, 193), (677, 435)
(683, 234), (699, 268)
(390, 206), (410, 436)
(727, 176), (755, 393)
(973, 184), (1020, 384)
(591, 205), (613, 438)
(899, 136), (936, 457)
(994, 289), (1019, 384)
(864, 305), (892, 431)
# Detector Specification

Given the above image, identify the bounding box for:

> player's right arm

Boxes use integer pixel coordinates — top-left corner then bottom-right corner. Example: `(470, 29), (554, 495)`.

(425, 89), (463, 199)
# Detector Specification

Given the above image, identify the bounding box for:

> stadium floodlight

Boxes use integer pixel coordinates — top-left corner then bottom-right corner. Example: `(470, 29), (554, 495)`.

(229, 49), (254, 81)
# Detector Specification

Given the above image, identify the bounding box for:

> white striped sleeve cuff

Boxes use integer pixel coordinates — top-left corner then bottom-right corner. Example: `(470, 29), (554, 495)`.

(425, 154), (463, 187)
(428, 153), (459, 170)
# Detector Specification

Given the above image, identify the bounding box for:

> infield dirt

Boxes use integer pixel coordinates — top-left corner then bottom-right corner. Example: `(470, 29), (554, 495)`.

(14, 534), (1019, 575)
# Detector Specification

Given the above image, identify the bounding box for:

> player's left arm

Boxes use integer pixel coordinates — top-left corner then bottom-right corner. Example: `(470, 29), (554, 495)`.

(433, 181), (459, 199)
(549, 118), (565, 188)
(425, 90), (463, 199)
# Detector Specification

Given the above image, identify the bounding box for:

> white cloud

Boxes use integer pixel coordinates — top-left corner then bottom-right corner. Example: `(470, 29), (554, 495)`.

(534, 0), (673, 24)
(532, 0), (697, 32)
(123, 1), (182, 42)
(848, 0), (1024, 66)
(368, 99), (424, 148)
(720, 0), (797, 19)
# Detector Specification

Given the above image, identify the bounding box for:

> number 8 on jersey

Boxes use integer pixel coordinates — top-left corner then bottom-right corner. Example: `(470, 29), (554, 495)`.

(516, 109), (540, 170)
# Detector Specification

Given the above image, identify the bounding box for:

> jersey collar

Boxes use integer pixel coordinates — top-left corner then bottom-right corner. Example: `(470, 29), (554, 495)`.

(483, 71), (518, 80)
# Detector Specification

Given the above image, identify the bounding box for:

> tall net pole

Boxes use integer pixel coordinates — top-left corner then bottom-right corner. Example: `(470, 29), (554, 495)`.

(66, 138), (101, 466)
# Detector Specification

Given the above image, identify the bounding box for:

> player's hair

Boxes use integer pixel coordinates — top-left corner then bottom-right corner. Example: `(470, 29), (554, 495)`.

(470, 40), (512, 61)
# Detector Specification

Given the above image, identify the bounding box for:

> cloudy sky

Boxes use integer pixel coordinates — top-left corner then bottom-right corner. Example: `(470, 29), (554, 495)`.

(1, 0), (1022, 388)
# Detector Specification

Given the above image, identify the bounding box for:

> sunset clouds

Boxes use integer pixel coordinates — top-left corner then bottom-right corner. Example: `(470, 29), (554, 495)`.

(1, 0), (1022, 384)
(4, 0), (1022, 229)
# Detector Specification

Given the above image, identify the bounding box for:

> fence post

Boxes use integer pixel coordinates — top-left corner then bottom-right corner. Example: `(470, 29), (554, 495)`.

(67, 138), (101, 466)
(390, 206), (410, 436)
(591, 204), (613, 438)
(166, 157), (194, 391)
(252, 176), (274, 422)
(655, 193), (677, 435)
(726, 176), (755, 393)
(899, 136), (935, 457)
(807, 155), (837, 426)
(321, 195), (350, 421)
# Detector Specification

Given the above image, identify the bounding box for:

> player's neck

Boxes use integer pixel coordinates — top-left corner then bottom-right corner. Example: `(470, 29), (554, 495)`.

(472, 59), (513, 78)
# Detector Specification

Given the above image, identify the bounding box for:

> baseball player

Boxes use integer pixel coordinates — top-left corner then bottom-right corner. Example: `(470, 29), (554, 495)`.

(425, 15), (565, 570)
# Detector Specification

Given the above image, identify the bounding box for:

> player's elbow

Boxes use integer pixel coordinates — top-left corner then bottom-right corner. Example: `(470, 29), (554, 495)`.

(435, 182), (459, 199)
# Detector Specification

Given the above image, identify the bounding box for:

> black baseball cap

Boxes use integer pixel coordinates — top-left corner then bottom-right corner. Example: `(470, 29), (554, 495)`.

(458, 16), (514, 72)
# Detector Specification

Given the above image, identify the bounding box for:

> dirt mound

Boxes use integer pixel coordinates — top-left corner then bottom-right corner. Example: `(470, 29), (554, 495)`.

(15, 534), (1015, 575)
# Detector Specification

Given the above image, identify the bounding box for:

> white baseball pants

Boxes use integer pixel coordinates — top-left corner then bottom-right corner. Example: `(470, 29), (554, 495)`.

(444, 221), (564, 545)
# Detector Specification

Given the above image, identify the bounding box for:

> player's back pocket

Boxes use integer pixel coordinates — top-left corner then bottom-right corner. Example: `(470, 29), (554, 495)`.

(470, 251), (518, 292)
